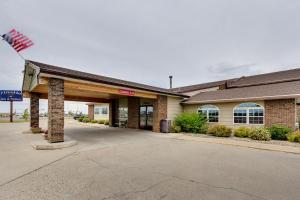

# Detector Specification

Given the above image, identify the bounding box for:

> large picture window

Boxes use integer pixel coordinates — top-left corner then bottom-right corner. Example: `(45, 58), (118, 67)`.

(233, 103), (264, 125)
(198, 105), (219, 123)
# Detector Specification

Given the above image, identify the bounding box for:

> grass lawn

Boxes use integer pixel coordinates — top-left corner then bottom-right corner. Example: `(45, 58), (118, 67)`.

(0, 119), (29, 123)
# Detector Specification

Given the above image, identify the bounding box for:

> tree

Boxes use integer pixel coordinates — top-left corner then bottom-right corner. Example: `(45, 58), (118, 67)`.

(23, 108), (29, 121)
(68, 110), (74, 116)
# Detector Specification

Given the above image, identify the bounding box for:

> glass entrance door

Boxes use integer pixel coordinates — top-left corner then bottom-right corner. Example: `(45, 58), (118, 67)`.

(139, 105), (153, 130)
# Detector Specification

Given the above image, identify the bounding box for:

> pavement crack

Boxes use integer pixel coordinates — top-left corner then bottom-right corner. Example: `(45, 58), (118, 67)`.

(100, 178), (172, 200)
(169, 175), (268, 200)
(0, 151), (77, 188)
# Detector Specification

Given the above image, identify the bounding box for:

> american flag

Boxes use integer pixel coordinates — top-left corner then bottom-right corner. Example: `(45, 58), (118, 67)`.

(1, 29), (34, 52)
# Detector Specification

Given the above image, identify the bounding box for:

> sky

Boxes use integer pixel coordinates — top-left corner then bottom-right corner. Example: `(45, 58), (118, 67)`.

(1, 0), (300, 113)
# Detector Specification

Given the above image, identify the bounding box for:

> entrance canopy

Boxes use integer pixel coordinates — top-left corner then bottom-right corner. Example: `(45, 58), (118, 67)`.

(23, 60), (186, 102)
(22, 60), (187, 143)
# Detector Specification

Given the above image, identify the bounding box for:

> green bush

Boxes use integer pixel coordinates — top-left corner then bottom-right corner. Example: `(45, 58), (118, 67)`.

(78, 116), (84, 122)
(82, 117), (91, 123)
(268, 125), (292, 140)
(207, 125), (232, 137)
(98, 120), (105, 124)
(287, 131), (300, 143)
(170, 125), (182, 133)
(104, 120), (109, 125)
(174, 113), (207, 133)
(249, 127), (271, 141)
(91, 119), (98, 123)
(234, 127), (252, 138)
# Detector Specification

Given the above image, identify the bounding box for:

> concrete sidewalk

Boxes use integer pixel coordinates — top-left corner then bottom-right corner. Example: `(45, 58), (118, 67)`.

(164, 133), (300, 154)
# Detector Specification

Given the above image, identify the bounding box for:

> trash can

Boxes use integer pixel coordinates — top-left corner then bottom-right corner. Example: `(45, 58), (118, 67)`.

(160, 119), (171, 133)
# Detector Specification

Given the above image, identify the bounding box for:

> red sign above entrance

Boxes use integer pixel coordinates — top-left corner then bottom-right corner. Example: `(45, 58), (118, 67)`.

(119, 89), (135, 96)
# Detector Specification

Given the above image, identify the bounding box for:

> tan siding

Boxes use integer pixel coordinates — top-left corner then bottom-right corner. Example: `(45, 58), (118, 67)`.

(167, 97), (183, 121)
(94, 103), (109, 120)
(183, 101), (265, 128)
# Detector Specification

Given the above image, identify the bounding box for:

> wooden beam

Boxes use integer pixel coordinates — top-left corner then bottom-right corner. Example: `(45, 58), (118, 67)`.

(39, 93), (111, 103)
(39, 77), (158, 99)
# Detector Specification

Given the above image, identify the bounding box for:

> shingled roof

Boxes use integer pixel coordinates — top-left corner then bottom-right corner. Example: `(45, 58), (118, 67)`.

(184, 80), (300, 104)
(227, 68), (300, 88)
(27, 60), (188, 97)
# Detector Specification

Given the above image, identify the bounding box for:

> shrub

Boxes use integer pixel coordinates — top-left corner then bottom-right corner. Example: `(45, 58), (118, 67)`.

(287, 131), (300, 143)
(207, 125), (232, 137)
(170, 125), (182, 133)
(104, 120), (109, 125)
(268, 125), (292, 140)
(91, 119), (98, 123)
(234, 127), (252, 138)
(98, 120), (105, 124)
(78, 116), (84, 122)
(174, 113), (207, 133)
(249, 127), (271, 141)
(82, 117), (90, 123)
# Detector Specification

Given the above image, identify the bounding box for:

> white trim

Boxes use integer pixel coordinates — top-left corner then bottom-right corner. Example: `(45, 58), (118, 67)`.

(233, 103), (264, 125)
(198, 105), (220, 123)
(185, 94), (300, 104)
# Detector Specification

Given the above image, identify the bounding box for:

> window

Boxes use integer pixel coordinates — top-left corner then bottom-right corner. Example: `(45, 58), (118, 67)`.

(198, 105), (219, 123)
(94, 107), (108, 115)
(233, 103), (264, 124)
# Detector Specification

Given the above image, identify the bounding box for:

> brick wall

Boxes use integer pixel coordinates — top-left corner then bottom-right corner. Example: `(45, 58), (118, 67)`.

(127, 97), (140, 129)
(153, 95), (167, 132)
(88, 104), (94, 120)
(265, 99), (296, 129)
(48, 78), (64, 143)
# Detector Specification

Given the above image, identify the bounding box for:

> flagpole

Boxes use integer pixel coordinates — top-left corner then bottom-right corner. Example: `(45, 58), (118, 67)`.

(1, 35), (25, 61)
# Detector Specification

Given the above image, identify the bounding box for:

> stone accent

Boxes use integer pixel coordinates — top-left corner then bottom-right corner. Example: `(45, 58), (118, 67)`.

(153, 95), (168, 132)
(88, 104), (94, 120)
(30, 93), (41, 133)
(127, 97), (140, 129)
(48, 78), (64, 143)
(265, 99), (296, 129)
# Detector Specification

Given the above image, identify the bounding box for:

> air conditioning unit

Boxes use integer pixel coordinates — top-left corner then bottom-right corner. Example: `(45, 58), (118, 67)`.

(160, 119), (171, 133)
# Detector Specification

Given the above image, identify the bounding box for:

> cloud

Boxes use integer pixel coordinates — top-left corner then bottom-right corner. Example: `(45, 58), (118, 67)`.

(1, 0), (300, 112)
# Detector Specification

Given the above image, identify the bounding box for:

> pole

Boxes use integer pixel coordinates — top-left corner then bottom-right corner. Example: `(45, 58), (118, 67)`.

(10, 100), (13, 122)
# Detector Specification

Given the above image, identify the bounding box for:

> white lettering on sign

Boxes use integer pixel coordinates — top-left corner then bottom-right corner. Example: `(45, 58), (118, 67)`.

(119, 89), (135, 96)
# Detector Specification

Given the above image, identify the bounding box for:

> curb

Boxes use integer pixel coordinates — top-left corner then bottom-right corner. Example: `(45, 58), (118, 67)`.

(167, 134), (300, 154)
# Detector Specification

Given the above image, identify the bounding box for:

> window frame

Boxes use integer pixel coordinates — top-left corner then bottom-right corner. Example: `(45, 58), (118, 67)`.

(198, 105), (220, 123)
(233, 103), (264, 125)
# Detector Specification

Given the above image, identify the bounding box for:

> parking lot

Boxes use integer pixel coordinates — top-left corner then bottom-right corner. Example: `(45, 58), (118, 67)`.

(0, 120), (300, 200)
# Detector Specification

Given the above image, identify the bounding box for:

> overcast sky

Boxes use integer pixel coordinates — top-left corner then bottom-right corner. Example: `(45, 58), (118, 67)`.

(1, 0), (300, 113)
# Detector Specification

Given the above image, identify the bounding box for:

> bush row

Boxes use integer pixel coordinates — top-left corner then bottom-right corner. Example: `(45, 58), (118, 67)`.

(170, 113), (300, 143)
(78, 116), (109, 125)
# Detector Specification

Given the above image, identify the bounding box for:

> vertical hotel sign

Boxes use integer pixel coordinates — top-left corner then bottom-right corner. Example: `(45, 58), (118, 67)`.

(119, 89), (135, 96)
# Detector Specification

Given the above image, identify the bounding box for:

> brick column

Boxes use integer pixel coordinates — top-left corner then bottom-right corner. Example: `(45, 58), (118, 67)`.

(30, 93), (41, 133)
(153, 95), (167, 132)
(88, 104), (94, 120)
(265, 99), (296, 129)
(127, 97), (140, 129)
(48, 78), (64, 143)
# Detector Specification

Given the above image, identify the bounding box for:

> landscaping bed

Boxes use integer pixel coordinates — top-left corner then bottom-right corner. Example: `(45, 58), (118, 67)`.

(176, 133), (300, 148)
(170, 112), (300, 147)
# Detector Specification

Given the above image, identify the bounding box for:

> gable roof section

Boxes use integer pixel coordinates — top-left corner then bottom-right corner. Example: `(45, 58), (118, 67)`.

(227, 68), (300, 88)
(184, 80), (300, 104)
(170, 79), (237, 93)
(171, 68), (300, 93)
(26, 60), (188, 97)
